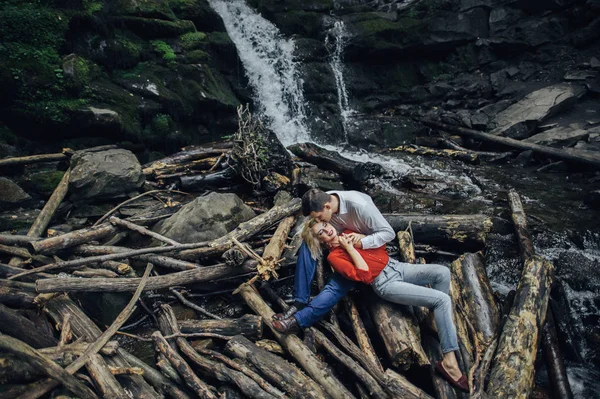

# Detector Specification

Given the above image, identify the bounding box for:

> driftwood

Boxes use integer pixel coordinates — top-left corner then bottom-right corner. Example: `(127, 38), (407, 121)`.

(236, 283), (355, 399)
(179, 315), (263, 339)
(109, 216), (180, 245)
(386, 144), (479, 164)
(0, 151), (71, 168)
(343, 296), (384, 374)
(384, 369), (435, 399)
(119, 349), (192, 399)
(422, 334), (458, 399)
(225, 335), (327, 399)
(541, 308), (574, 399)
(287, 142), (384, 182)
(180, 198), (301, 260)
(507, 190), (535, 261)
(28, 223), (120, 255)
(152, 331), (218, 398)
(0, 278), (37, 308)
(450, 252), (499, 353)
(422, 119), (600, 168)
(0, 333), (99, 399)
(36, 260), (261, 292)
(179, 167), (239, 191)
(157, 305), (283, 399)
(43, 295), (162, 399)
(0, 303), (58, 349)
(0, 234), (40, 246)
(486, 190), (555, 398)
(383, 214), (494, 248)
(142, 143), (232, 176)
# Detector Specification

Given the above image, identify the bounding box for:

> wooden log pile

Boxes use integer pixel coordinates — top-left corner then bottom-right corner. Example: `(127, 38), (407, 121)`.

(0, 141), (569, 399)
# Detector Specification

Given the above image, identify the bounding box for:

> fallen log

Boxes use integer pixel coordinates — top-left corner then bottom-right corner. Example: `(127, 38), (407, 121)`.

(0, 151), (71, 168)
(507, 189), (535, 261)
(180, 198), (301, 260)
(486, 255), (554, 398)
(383, 214), (494, 248)
(542, 307), (574, 399)
(28, 223), (120, 255)
(287, 142), (384, 182)
(236, 283), (355, 399)
(179, 166), (239, 191)
(422, 334), (458, 399)
(179, 315), (263, 339)
(0, 263), (54, 282)
(0, 278), (37, 308)
(43, 295), (161, 399)
(225, 335), (328, 399)
(0, 234), (40, 246)
(152, 331), (218, 399)
(422, 119), (600, 168)
(0, 333), (99, 399)
(343, 296), (384, 374)
(384, 369), (434, 399)
(36, 259), (262, 292)
(119, 349), (192, 399)
(385, 144), (479, 164)
(0, 303), (58, 348)
(450, 252), (499, 352)
(368, 298), (429, 369)
(142, 143), (232, 175)
(152, 156), (221, 178)
(109, 216), (180, 245)
(157, 305), (283, 399)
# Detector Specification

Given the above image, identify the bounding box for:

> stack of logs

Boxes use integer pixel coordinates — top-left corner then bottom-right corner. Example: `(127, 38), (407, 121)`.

(0, 144), (572, 399)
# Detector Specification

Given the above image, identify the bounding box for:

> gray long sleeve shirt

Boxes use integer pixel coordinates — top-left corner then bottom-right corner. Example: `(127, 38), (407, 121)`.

(327, 190), (395, 249)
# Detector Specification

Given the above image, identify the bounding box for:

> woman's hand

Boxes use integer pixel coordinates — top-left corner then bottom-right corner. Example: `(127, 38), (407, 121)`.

(341, 232), (365, 248)
(338, 235), (355, 252)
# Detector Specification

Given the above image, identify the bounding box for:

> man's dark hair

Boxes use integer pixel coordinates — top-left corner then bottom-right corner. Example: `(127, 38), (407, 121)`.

(301, 188), (331, 216)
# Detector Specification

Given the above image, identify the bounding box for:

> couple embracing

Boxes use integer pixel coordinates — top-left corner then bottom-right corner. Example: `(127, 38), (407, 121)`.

(272, 189), (469, 392)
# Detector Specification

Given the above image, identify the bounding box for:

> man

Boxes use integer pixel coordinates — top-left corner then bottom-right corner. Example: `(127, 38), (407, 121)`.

(272, 188), (395, 333)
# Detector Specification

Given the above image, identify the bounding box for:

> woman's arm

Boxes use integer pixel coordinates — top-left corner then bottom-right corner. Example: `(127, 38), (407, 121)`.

(339, 236), (369, 271)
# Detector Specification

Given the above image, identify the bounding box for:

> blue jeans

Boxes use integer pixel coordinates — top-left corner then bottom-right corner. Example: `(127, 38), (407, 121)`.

(371, 259), (459, 353)
(292, 242), (355, 328)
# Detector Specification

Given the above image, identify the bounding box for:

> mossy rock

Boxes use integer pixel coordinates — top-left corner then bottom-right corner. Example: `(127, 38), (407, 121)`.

(29, 171), (66, 196)
(205, 31), (237, 63)
(111, 0), (177, 20)
(179, 31), (207, 50)
(183, 49), (211, 63)
(169, 0), (225, 31)
(103, 31), (147, 69)
(114, 16), (196, 39)
(271, 11), (324, 38)
(62, 54), (103, 90)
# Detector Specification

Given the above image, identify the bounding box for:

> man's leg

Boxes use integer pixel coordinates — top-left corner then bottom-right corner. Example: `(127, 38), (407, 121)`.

(293, 273), (355, 328)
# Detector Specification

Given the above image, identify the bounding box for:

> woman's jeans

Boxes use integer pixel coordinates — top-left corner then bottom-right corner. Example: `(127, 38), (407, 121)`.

(292, 242), (355, 328)
(371, 258), (459, 354)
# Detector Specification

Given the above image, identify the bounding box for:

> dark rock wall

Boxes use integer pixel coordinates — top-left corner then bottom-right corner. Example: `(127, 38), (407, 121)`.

(1, 0), (598, 155)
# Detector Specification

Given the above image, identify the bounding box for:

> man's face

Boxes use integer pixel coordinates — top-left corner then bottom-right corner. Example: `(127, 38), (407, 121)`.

(310, 203), (333, 222)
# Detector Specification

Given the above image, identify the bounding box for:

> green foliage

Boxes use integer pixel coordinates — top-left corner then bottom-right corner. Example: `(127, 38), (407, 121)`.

(151, 40), (177, 64)
(0, 3), (69, 47)
(152, 114), (173, 135)
(19, 98), (89, 124)
(180, 31), (207, 50)
(185, 49), (210, 63)
(84, 0), (103, 14)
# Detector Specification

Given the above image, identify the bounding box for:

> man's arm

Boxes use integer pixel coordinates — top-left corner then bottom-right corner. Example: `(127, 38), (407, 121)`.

(356, 200), (395, 249)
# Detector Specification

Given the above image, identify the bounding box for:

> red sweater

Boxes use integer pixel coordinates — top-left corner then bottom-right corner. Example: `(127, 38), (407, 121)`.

(326, 239), (389, 284)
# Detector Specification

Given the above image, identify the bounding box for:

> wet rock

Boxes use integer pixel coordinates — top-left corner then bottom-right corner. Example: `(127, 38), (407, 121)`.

(471, 112), (490, 129)
(0, 177), (31, 205)
(584, 190), (600, 209)
(514, 150), (535, 166)
(69, 147), (145, 201)
(524, 124), (589, 147)
(564, 70), (596, 81)
(491, 83), (587, 138)
(591, 57), (600, 70)
(70, 106), (122, 133)
(153, 192), (255, 244)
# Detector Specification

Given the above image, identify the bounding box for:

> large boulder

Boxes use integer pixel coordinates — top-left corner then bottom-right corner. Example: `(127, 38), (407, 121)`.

(153, 192), (256, 244)
(491, 83), (587, 138)
(0, 177), (31, 205)
(69, 148), (145, 201)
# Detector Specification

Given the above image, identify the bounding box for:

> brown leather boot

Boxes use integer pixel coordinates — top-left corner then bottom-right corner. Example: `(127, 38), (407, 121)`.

(272, 316), (299, 334)
(273, 305), (299, 321)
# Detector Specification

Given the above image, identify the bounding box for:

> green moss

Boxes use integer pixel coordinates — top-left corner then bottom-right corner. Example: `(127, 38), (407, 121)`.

(151, 40), (177, 64)
(29, 171), (66, 195)
(152, 114), (173, 135)
(84, 0), (103, 14)
(180, 31), (207, 50)
(184, 49), (210, 63)
(18, 98), (89, 125)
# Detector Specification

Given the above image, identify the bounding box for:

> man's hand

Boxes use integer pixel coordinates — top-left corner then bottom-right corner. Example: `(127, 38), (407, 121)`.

(341, 232), (365, 248)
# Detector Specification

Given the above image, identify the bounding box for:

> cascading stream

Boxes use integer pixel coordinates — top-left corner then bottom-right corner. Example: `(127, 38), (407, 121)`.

(325, 20), (355, 142)
(207, 0), (310, 147)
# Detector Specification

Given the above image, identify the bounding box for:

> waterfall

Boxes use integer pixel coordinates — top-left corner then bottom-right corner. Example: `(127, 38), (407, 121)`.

(207, 0), (310, 146)
(325, 20), (354, 141)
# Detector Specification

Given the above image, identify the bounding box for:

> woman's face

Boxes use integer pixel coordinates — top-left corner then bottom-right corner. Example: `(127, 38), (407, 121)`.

(311, 221), (337, 245)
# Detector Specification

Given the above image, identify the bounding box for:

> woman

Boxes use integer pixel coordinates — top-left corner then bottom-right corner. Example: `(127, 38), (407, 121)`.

(299, 218), (468, 392)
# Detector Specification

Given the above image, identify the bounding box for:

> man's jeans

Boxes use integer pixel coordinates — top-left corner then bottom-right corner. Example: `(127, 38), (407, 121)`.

(292, 242), (355, 328)
(371, 258), (459, 353)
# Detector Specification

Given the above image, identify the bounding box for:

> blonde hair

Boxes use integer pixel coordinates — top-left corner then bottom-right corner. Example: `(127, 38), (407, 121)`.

(301, 218), (323, 260)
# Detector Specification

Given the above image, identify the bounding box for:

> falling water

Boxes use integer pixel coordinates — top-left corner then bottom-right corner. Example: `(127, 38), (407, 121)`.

(206, 0), (310, 146)
(325, 20), (354, 141)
